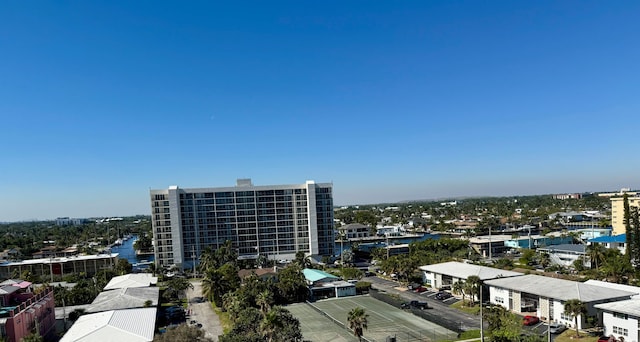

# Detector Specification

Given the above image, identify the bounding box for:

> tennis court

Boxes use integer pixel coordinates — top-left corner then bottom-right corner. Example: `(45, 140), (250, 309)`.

(288, 295), (458, 342)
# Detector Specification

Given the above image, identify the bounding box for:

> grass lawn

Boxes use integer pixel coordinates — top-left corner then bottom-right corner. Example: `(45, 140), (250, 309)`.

(553, 330), (600, 342)
(212, 303), (233, 334)
(451, 300), (481, 315)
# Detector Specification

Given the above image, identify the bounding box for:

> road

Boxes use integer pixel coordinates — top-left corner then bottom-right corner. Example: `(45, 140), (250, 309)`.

(187, 280), (223, 341)
(366, 276), (481, 331)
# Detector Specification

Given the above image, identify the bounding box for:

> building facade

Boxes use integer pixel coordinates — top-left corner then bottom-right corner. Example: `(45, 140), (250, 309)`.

(611, 194), (640, 236)
(0, 285), (56, 342)
(150, 179), (334, 269)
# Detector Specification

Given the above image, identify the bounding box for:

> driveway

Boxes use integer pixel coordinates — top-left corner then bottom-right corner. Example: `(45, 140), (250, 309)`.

(187, 280), (223, 341)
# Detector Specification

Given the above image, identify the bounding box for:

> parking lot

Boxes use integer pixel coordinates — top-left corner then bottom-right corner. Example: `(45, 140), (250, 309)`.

(289, 295), (458, 342)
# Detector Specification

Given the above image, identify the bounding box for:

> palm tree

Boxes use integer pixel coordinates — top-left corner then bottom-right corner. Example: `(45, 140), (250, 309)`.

(347, 307), (369, 341)
(256, 289), (273, 315)
(563, 299), (586, 337)
(201, 269), (218, 302)
(465, 275), (481, 303)
(260, 306), (285, 342)
(452, 280), (465, 304)
(587, 244), (606, 270)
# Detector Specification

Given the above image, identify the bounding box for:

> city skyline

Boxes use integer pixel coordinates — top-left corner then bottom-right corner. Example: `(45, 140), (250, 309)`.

(1, 2), (639, 221)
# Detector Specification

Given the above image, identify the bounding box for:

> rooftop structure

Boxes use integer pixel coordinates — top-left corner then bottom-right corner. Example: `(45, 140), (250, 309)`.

(419, 261), (523, 290)
(0, 254), (118, 281)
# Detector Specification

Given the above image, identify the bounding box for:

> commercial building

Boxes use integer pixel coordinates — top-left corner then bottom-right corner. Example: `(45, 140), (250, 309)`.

(150, 179), (334, 269)
(303, 268), (355, 299)
(611, 194), (640, 235)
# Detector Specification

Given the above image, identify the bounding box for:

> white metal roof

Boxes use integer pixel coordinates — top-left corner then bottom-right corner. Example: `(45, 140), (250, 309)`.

(87, 287), (159, 313)
(485, 275), (636, 302)
(60, 307), (157, 342)
(595, 299), (640, 317)
(419, 261), (523, 281)
(103, 273), (158, 291)
(0, 253), (118, 266)
(584, 280), (640, 298)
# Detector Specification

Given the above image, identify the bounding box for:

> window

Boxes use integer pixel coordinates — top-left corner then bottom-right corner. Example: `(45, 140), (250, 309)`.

(613, 312), (628, 320)
(495, 297), (504, 304)
(561, 312), (572, 321)
(613, 326), (628, 336)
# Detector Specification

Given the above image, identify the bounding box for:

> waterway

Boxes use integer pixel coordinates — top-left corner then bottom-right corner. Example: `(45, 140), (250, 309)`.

(109, 235), (155, 267)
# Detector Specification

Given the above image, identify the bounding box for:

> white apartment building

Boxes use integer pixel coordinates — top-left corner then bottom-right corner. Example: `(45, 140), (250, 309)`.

(150, 179), (334, 269)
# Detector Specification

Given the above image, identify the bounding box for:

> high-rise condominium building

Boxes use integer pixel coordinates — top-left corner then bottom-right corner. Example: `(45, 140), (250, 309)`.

(150, 179), (334, 269)
(611, 194), (640, 235)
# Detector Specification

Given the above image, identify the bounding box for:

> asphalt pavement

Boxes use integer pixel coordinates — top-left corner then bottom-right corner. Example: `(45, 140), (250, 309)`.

(187, 280), (223, 341)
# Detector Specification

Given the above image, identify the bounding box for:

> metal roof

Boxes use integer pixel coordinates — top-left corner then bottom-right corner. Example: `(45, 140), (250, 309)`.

(595, 299), (640, 317)
(87, 287), (159, 313)
(303, 268), (339, 282)
(60, 307), (157, 342)
(103, 274), (158, 291)
(589, 234), (626, 243)
(485, 274), (636, 302)
(419, 261), (523, 281)
(584, 280), (640, 297)
(538, 244), (586, 253)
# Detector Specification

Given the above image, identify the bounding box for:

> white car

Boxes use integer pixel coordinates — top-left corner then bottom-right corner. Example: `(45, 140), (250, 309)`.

(549, 322), (566, 334)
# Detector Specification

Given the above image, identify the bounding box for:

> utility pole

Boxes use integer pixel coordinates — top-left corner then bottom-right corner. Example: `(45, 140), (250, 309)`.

(480, 284), (484, 341)
(547, 297), (551, 342)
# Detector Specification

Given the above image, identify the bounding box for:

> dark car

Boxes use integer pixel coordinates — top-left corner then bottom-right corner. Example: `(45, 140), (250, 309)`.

(435, 291), (452, 300)
(401, 300), (429, 310)
(522, 315), (540, 326)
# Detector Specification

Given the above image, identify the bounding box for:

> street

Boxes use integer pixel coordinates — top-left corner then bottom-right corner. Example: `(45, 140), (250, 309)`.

(186, 280), (223, 341)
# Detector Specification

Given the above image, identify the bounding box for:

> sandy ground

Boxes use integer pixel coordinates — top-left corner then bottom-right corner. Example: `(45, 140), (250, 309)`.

(187, 280), (223, 341)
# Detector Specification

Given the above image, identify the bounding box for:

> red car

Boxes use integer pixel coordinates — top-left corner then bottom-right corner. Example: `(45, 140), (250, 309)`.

(522, 316), (540, 326)
(597, 337), (613, 342)
(414, 286), (428, 293)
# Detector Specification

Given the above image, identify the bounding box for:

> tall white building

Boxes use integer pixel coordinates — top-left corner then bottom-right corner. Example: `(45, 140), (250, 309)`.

(150, 179), (334, 269)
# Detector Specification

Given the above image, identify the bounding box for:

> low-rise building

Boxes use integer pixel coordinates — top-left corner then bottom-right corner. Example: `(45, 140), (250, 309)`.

(60, 307), (156, 342)
(0, 254), (118, 281)
(419, 261), (523, 290)
(594, 300), (640, 342)
(537, 244), (587, 268)
(102, 274), (158, 291)
(338, 223), (371, 239)
(0, 285), (55, 342)
(589, 234), (626, 255)
(303, 268), (355, 299)
(485, 274), (635, 330)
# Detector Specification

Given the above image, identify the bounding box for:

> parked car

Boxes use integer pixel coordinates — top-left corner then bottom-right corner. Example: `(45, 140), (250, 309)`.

(401, 300), (429, 310)
(435, 291), (452, 300)
(407, 283), (420, 290)
(414, 286), (428, 293)
(597, 336), (613, 342)
(549, 322), (566, 334)
(522, 315), (540, 326)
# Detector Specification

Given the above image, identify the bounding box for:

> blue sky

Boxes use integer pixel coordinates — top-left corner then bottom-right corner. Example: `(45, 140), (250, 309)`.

(1, 1), (639, 221)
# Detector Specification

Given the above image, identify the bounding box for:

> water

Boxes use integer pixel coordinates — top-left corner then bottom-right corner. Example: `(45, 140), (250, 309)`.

(109, 235), (155, 266)
(333, 233), (440, 255)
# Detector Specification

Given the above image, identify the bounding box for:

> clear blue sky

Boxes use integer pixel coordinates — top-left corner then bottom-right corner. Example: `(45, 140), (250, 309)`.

(1, 1), (639, 221)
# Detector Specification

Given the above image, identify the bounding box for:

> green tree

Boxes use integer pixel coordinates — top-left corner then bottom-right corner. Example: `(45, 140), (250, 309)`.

(586, 243), (606, 270)
(452, 280), (465, 304)
(293, 251), (312, 269)
(563, 299), (586, 338)
(256, 289), (273, 315)
(276, 264), (308, 303)
(260, 306), (285, 342)
(347, 307), (369, 341)
(114, 259), (132, 275)
(20, 333), (44, 342)
(163, 277), (194, 301)
(482, 305), (521, 341)
(465, 275), (481, 303)
(153, 323), (213, 342)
